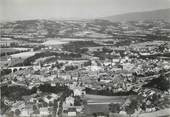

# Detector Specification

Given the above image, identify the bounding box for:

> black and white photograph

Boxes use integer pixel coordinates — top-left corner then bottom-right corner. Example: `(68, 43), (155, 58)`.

(0, 0), (170, 117)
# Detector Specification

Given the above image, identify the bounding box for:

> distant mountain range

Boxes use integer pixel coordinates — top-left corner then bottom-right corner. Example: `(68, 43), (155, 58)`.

(103, 8), (170, 22)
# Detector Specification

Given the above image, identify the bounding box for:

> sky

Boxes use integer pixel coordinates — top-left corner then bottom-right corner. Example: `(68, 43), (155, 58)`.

(0, 0), (170, 21)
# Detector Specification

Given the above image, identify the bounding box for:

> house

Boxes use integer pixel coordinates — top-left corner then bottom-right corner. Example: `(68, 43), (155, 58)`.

(67, 108), (77, 116)
(73, 88), (82, 96)
(43, 93), (59, 104)
(20, 105), (33, 117)
(119, 110), (127, 115)
(63, 107), (77, 116)
(94, 112), (107, 117)
(63, 96), (84, 114)
(60, 74), (72, 80)
(20, 109), (31, 117)
(87, 65), (102, 72)
(112, 58), (120, 63)
(122, 63), (135, 71)
(11, 101), (25, 112)
(65, 96), (75, 106)
(40, 107), (49, 116)
(75, 106), (83, 112)
(68, 111), (76, 117)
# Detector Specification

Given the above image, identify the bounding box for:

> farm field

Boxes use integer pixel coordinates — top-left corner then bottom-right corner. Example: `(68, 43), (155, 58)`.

(10, 51), (37, 58)
(43, 39), (69, 45)
(0, 48), (18, 54)
(11, 48), (30, 51)
(0, 48), (30, 54)
(42, 38), (96, 45)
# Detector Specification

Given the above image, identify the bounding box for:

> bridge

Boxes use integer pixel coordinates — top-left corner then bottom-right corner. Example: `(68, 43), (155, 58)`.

(2, 66), (33, 73)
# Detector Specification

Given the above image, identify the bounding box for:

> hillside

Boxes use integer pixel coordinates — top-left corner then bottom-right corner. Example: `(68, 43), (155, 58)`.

(103, 8), (170, 22)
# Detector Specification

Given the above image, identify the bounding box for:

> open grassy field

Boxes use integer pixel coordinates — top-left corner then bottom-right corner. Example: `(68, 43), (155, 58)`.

(84, 94), (128, 115)
(85, 104), (110, 114)
(85, 94), (127, 101)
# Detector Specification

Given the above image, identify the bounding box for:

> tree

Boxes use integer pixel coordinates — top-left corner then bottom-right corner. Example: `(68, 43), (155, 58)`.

(49, 101), (54, 107)
(65, 65), (78, 71)
(84, 60), (91, 66)
(15, 109), (21, 116)
(33, 105), (38, 111)
(6, 111), (14, 117)
(53, 99), (58, 117)
(74, 96), (82, 106)
(102, 47), (113, 53)
(109, 103), (121, 113)
(76, 48), (89, 54)
(125, 99), (138, 116)
(1, 69), (12, 76)
(143, 74), (170, 91)
(157, 43), (168, 52)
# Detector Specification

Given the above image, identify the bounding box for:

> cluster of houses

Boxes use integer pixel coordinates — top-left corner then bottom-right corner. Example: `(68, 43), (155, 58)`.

(5, 93), (60, 117)
(1, 36), (170, 117)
